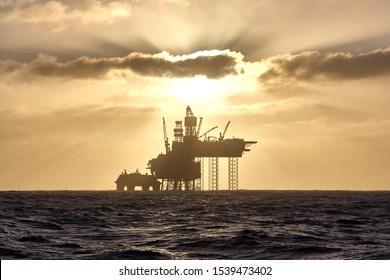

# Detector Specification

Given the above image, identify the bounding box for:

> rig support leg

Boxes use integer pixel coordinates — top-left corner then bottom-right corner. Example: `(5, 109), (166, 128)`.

(162, 179), (175, 191)
(161, 179), (167, 191)
(228, 157), (239, 190)
(208, 157), (219, 190)
(195, 157), (204, 190)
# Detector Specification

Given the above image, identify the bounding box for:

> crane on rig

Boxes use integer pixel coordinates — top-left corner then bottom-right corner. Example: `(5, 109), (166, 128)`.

(219, 121), (231, 141)
(196, 117), (203, 137)
(163, 117), (170, 153)
(198, 126), (218, 139)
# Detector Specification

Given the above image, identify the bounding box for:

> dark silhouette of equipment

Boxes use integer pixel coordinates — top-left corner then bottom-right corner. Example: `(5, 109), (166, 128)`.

(116, 105), (256, 191)
(115, 169), (160, 191)
(198, 126), (218, 139)
(163, 117), (170, 153)
(196, 117), (203, 137)
(219, 121), (230, 141)
(148, 106), (256, 191)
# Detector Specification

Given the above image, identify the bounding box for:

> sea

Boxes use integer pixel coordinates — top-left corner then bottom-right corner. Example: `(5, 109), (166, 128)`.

(1, 190), (390, 260)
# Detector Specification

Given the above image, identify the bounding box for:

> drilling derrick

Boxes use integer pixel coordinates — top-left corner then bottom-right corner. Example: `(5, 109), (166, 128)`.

(185, 106), (197, 137)
(146, 105), (257, 191)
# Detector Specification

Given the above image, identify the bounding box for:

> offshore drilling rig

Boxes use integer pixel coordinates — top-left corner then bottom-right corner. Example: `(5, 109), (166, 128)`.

(115, 106), (256, 191)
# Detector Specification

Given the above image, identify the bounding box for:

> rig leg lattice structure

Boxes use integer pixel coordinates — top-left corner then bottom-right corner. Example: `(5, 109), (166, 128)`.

(208, 157), (219, 190)
(161, 179), (196, 191)
(161, 179), (174, 191)
(228, 157), (239, 190)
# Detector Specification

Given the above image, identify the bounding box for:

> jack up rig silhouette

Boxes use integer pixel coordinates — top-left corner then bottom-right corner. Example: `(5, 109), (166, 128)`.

(115, 106), (256, 191)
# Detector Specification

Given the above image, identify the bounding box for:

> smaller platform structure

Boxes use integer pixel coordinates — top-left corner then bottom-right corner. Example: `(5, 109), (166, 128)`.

(115, 170), (160, 191)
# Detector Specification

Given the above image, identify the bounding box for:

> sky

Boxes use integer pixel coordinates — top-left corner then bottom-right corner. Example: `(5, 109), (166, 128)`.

(1, 0), (390, 190)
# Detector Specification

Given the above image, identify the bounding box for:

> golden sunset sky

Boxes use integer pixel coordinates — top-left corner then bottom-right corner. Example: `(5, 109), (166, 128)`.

(1, 0), (390, 190)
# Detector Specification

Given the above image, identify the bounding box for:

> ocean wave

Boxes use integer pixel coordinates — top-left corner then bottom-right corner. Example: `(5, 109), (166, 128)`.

(1, 190), (390, 259)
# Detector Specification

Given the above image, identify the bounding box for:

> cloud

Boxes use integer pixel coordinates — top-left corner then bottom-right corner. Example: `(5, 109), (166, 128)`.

(125, 50), (242, 78)
(2, 0), (390, 64)
(0, 50), (242, 80)
(259, 48), (390, 94)
(3, 1), (132, 27)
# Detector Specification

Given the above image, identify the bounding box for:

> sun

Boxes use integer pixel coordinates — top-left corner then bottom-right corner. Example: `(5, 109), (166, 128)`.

(170, 76), (226, 103)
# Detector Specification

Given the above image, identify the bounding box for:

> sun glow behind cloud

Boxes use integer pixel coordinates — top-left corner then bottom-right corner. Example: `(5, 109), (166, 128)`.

(170, 76), (228, 103)
(172, 76), (222, 103)
(167, 49), (262, 104)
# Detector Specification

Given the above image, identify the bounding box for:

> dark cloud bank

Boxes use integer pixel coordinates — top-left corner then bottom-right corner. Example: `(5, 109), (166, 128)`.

(2, 48), (389, 84)
(259, 48), (390, 93)
(0, 51), (239, 79)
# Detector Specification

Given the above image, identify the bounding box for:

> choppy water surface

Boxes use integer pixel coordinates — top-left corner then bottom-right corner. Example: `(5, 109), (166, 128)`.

(1, 190), (390, 259)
